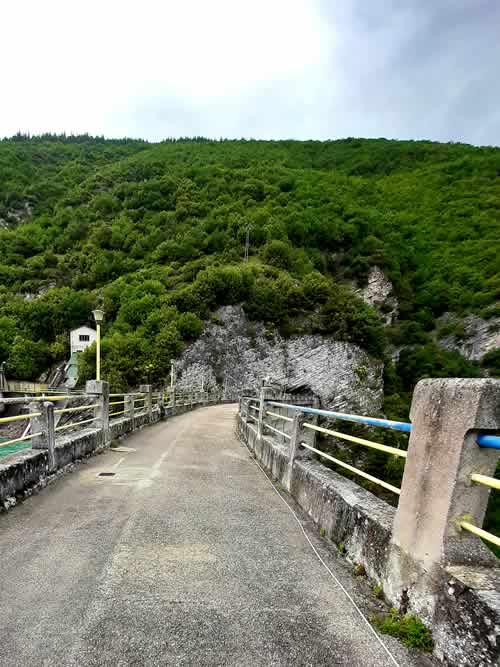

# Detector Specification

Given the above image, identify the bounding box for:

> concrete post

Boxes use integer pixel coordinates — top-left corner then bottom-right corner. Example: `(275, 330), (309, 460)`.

(85, 380), (110, 446)
(392, 379), (500, 572)
(257, 383), (266, 441)
(30, 401), (56, 472)
(170, 387), (176, 410)
(139, 384), (153, 421)
(170, 359), (176, 389)
(125, 393), (135, 428)
(158, 390), (165, 419)
(285, 409), (318, 491)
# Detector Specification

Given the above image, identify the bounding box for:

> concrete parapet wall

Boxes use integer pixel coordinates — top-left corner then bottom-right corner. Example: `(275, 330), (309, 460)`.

(238, 413), (500, 666)
(1, 404), (165, 511)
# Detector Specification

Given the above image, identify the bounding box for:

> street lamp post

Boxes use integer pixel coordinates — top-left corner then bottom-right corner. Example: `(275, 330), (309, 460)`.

(92, 309), (104, 381)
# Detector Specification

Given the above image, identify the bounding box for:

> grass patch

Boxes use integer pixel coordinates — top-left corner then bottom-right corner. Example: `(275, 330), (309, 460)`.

(372, 609), (433, 652)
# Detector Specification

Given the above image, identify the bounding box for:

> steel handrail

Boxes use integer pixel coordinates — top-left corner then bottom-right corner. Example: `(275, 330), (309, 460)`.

(55, 417), (99, 432)
(109, 410), (127, 417)
(0, 431), (43, 448)
(54, 404), (98, 415)
(263, 422), (291, 440)
(267, 400), (500, 450)
(301, 442), (400, 495)
(460, 521), (500, 548)
(303, 422), (407, 459)
(266, 410), (293, 423)
(0, 412), (41, 424)
(471, 473), (500, 491)
(267, 401), (412, 432)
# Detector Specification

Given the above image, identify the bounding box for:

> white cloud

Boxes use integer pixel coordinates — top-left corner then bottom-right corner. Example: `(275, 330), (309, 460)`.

(1, 0), (330, 138)
(1, 0), (499, 144)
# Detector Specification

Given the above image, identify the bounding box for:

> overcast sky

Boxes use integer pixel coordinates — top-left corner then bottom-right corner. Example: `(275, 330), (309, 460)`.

(2, 0), (499, 145)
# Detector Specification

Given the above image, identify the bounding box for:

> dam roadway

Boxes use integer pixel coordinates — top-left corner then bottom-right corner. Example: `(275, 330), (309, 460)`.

(0, 404), (426, 666)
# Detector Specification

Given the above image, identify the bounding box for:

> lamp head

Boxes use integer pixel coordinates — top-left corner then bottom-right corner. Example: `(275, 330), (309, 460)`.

(92, 309), (104, 324)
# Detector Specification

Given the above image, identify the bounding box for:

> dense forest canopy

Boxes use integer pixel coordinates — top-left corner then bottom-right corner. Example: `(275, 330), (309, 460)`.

(0, 135), (499, 413)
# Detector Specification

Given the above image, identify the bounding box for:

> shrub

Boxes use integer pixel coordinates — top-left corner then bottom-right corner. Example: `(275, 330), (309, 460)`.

(372, 610), (433, 652)
(260, 240), (293, 270)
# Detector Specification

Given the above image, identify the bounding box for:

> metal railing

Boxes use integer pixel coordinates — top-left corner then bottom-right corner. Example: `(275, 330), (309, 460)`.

(263, 400), (408, 495)
(0, 382), (231, 460)
(267, 402), (500, 546)
(240, 385), (500, 551)
(0, 392), (100, 455)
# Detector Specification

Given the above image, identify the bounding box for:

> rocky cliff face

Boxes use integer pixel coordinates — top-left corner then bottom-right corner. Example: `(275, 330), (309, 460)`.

(437, 314), (500, 361)
(0, 201), (32, 228)
(175, 305), (383, 414)
(357, 266), (398, 325)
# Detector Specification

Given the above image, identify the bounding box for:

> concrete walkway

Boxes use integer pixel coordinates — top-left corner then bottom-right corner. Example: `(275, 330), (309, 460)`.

(0, 405), (423, 666)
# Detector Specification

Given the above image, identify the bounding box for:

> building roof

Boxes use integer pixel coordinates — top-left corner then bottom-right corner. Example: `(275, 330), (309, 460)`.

(70, 325), (96, 334)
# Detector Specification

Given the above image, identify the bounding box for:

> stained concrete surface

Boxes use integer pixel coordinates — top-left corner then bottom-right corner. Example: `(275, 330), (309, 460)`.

(0, 404), (427, 666)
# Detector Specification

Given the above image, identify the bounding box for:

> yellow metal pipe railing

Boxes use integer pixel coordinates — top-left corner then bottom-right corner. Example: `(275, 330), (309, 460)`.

(266, 410), (293, 423)
(54, 404), (98, 415)
(459, 521), (500, 548)
(303, 422), (407, 459)
(55, 417), (99, 432)
(0, 432), (43, 448)
(470, 473), (500, 491)
(0, 412), (41, 424)
(301, 442), (401, 495)
(109, 410), (127, 418)
(263, 422), (291, 440)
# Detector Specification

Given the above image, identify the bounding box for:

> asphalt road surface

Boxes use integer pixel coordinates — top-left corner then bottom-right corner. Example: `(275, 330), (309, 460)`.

(0, 404), (428, 666)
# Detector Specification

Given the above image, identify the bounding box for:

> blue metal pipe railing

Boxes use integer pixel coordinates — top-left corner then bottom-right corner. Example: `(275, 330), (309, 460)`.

(266, 401), (500, 449)
(477, 434), (500, 450)
(267, 401), (412, 433)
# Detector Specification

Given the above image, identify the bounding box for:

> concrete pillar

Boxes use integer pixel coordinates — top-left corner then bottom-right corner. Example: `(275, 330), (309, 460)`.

(124, 393), (135, 428)
(257, 383), (266, 441)
(285, 410), (318, 491)
(85, 380), (110, 446)
(170, 359), (176, 389)
(139, 384), (153, 421)
(393, 378), (500, 572)
(30, 401), (56, 472)
(158, 390), (165, 419)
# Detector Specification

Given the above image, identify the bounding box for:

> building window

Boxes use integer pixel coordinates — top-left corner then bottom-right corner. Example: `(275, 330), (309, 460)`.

(79, 334), (90, 342)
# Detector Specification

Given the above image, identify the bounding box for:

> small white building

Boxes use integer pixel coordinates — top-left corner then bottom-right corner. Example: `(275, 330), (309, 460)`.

(70, 325), (96, 356)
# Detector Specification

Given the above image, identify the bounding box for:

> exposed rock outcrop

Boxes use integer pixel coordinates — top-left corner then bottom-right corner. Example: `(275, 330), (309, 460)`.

(0, 201), (33, 228)
(437, 314), (500, 361)
(175, 305), (383, 414)
(358, 266), (398, 325)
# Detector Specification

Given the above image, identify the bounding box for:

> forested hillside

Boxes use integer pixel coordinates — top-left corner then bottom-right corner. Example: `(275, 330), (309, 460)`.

(1, 135), (499, 417)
